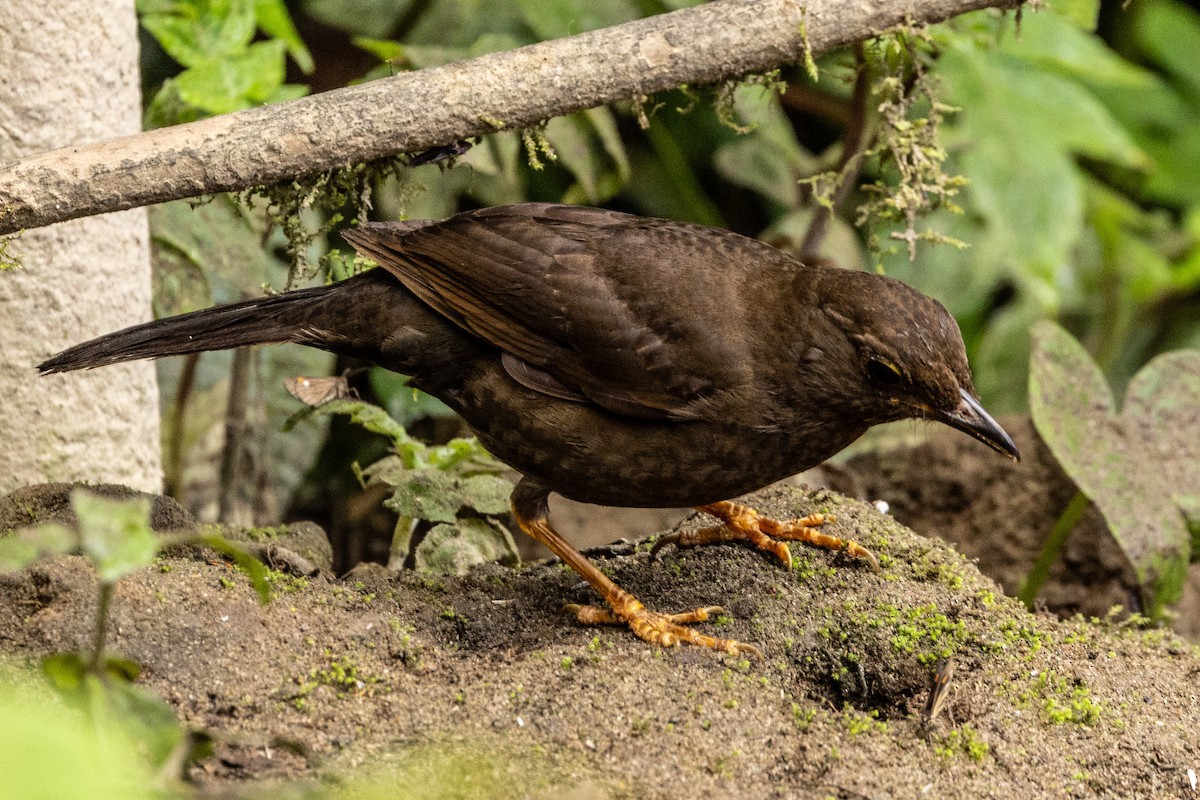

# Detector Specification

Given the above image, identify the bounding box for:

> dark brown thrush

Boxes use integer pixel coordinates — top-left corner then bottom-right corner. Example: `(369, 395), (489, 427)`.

(39, 203), (1019, 655)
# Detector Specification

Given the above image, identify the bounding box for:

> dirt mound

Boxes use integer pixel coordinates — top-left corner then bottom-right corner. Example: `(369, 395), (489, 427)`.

(1, 485), (1196, 798)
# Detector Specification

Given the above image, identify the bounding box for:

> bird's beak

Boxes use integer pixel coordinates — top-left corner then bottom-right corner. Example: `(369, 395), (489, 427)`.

(935, 389), (1021, 462)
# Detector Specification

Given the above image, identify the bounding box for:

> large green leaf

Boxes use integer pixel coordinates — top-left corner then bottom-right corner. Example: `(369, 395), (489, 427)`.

(1029, 321), (1199, 615)
(937, 39), (1146, 307)
(1003, 3), (1154, 88)
(173, 40), (290, 114)
(140, 0), (257, 67)
(0, 524), (75, 573)
(1136, 0), (1200, 101)
(384, 471), (512, 523)
(713, 86), (819, 209)
(0, 669), (158, 800)
(254, 0), (314, 72)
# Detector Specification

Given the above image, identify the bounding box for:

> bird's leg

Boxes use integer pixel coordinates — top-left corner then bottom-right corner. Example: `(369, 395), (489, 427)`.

(652, 500), (879, 572)
(512, 480), (760, 656)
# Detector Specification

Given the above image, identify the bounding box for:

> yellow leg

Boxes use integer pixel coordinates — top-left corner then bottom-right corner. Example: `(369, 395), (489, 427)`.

(512, 480), (760, 657)
(651, 500), (879, 572)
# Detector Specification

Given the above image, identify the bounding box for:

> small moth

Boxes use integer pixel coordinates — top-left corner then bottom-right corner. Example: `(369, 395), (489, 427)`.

(284, 374), (354, 406)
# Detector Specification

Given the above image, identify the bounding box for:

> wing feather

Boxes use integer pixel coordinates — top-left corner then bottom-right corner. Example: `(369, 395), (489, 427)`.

(344, 204), (766, 420)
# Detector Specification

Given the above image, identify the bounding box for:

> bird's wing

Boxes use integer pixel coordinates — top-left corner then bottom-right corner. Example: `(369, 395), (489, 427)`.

(343, 204), (761, 420)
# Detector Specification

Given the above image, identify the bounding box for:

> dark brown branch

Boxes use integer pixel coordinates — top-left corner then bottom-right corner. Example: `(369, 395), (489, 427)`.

(779, 85), (853, 128)
(217, 347), (252, 522)
(799, 43), (872, 261)
(164, 352), (199, 500)
(0, 0), (1016, 236)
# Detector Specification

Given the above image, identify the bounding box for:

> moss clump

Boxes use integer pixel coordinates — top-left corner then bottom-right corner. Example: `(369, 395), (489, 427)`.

(841, 705), (887, 736)
(1010, 669), (1108, 727)
(934, 725), (989, 762)
(291, 652), (382, 709)
(264, 568), (308, 595)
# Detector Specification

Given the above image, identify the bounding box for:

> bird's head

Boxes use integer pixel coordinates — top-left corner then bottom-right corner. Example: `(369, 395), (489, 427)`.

(819, 270), (1020, 461)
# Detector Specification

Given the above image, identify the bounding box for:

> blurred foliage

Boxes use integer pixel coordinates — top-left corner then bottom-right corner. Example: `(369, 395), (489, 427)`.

(885, 0), (1200, 412)
(139, 0), (313, 126)
(150, 197), (335, 525)
(1029, 322), (1200, 619)
(0, 491), (280, 789)
(0, 666), (161, 800)
(132, 0), (1200, 578)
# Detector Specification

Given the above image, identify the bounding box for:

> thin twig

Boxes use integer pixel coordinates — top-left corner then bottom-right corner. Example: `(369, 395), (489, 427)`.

(800, 43), (872, 261)
(217, 348), (252, 522)
(164, 352), (199, 500)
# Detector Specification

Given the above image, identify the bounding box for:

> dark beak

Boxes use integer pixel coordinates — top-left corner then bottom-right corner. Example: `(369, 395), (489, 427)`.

(935, 389), (1020, 462)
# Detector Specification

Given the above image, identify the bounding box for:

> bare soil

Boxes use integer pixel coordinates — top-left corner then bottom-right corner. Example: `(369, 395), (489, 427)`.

(0, 418), (1197, 798)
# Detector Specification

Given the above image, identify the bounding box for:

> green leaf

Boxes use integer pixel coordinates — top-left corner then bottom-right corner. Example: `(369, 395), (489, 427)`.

(383, 470), (513, 522)
(303, 0), (417, 39)
(1002, 7), (1156, 89)
(254, 0), (314, 72)
(712, 86), (817, 208)
(173, 39), (289, 114)
(41, 652), (89, 693)
(0, 523), (75, 572)
(101, 679), (189, 770)
(545, 115), (607, 204)
(1122, 350), (1200, 519)
(937, 40), (1146, 304)
(43, 652), (142, 689)
(0, 668), (158, 800)
(140, 0), (258, 67)
(1042, 0), (1100, 30)
(426, 437), (507, 476)
(1083, 179), (1174, 303)
(415, 518), (518, 575)
(1136, 0), (1200, 100)
(458, 475), (515, 515)
(385, 471), (464, 523)
(512, 0), (639, 40)
(42, 656), (190, 775)
(198, 533), (272, 603)
(299, 398), (413, 450)
(70, 492), (159, 585)
(353, 36), (405, 63)
(1029, 322), (1199, 616)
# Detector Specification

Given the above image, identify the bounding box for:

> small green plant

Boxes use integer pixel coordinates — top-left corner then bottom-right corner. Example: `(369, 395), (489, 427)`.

(289, 398), (518, 574)
(299, 654), (379, 698)
(0, 490), (272, 781)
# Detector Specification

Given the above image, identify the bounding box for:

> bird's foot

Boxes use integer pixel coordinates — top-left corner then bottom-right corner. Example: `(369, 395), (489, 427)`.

(564, 599), (761, 657)
(651, 500), (879, 572)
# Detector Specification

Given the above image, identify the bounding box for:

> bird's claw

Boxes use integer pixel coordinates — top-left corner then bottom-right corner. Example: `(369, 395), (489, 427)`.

(564, 602), (761, 657)
(654, 502), (880, 572)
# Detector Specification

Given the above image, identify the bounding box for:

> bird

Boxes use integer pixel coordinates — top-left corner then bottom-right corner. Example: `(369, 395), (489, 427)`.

(39, 203), (1018, 655)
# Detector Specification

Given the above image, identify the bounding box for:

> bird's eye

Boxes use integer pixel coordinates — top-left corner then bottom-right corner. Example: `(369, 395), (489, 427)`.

(866, 357), (903, 388)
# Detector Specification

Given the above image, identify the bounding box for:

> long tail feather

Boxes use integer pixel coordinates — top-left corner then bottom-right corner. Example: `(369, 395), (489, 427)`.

(38, 278), (354, 374)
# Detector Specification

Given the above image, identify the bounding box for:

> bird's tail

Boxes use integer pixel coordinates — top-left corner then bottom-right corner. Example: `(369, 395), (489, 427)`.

(37, 271), (380, 374)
